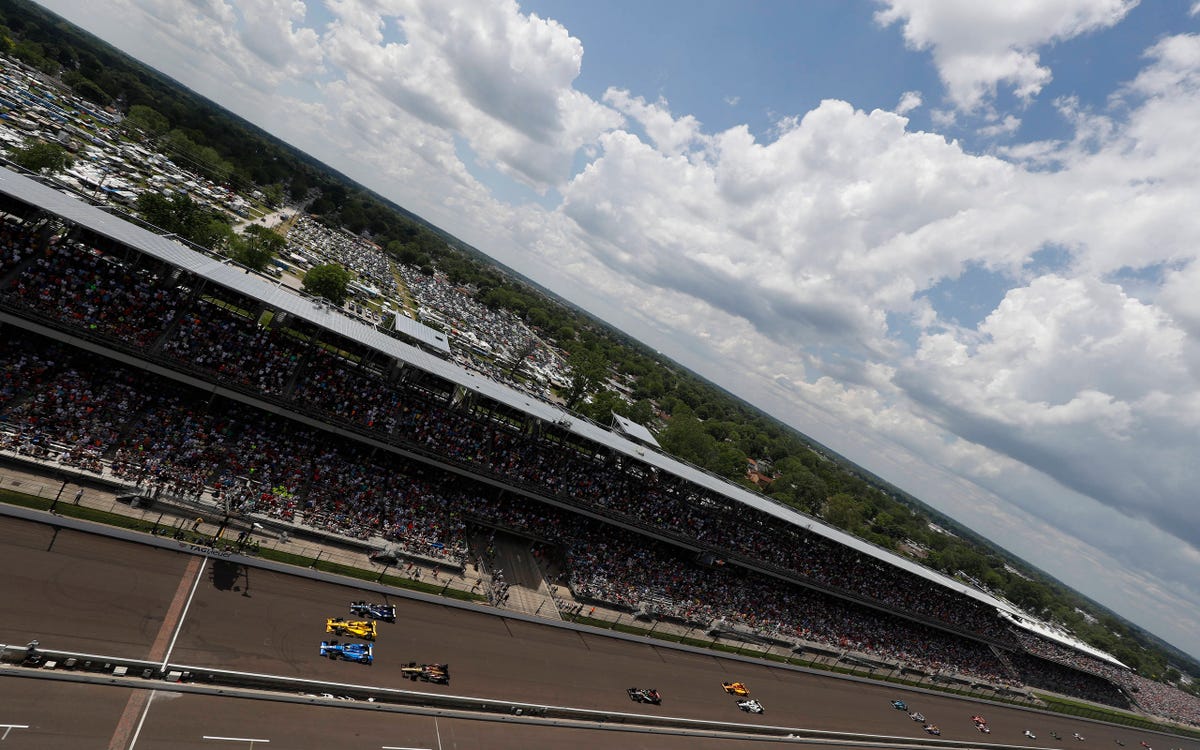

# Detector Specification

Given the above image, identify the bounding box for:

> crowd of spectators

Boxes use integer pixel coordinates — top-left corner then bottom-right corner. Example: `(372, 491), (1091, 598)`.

(1012, 630), (1200, 725)
(286, 215), (396, 296)
(161, 299), (310, 396)
(1004, 649), (1130, 708)
(0, 338), (469, 561)
(7, 235), (179, 348)
(0, 223), (1012, 642)
(4, 217), (1199, 723)
(0, 336), (1013, 684)
(1, 219), (41, 274)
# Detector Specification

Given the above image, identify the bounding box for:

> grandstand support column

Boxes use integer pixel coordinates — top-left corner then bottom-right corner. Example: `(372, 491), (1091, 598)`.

(386, 358), (405, 383)
(253, 302), (272, 326)
(280, 345), (315, 399)
(450, 384), (475, 411)
(989, 644), (1020, 681)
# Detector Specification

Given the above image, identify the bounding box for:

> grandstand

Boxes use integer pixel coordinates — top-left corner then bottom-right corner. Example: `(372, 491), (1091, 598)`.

(2, 163), (1198, 726)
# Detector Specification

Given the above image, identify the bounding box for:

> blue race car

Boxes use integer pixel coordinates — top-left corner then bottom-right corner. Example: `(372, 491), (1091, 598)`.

(891, 699), (908, 711)
(320, 640), (373, 665)
(350, 601), (397, 622)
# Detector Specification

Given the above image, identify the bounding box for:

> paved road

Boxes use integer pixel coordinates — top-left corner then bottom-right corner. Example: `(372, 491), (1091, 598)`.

(1, 516), (1196, 750)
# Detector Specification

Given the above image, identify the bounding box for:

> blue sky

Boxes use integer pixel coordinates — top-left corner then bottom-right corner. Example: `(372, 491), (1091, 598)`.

(35, 0), (1200, 662)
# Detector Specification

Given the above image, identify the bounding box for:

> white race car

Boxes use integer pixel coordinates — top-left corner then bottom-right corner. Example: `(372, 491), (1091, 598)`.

(737, 698), (764, 714)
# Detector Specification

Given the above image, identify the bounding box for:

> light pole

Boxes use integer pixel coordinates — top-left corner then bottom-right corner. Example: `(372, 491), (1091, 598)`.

(376, 560), (393, 582)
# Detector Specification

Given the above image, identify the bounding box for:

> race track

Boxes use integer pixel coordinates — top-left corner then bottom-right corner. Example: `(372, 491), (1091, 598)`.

(1, 515), (1196, 750)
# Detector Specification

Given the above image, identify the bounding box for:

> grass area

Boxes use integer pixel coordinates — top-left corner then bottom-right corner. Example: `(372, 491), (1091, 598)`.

(2, 488), (160, 533)
(0, 490), (485, 604)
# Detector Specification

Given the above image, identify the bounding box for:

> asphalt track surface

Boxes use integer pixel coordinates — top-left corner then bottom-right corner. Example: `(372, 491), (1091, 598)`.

(2, 515), (1198, 750)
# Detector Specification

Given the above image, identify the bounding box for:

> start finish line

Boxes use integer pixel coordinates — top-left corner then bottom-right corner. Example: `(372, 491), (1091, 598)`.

(0, 725), (29, 741)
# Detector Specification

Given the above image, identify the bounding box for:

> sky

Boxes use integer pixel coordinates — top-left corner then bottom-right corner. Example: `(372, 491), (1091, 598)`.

(33, 0), (1200, 661)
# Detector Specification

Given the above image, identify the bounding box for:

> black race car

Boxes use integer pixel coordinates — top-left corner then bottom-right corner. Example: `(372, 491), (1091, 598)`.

(350, 601), (397, 622)
(627, 688), (662, 705)
(400, 661), (449, 684)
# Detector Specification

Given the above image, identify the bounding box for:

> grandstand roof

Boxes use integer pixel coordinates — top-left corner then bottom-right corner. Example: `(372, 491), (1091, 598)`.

(0, 167), (451, 356)
(2, 165), (1020, 621)
(1000, 611), (1130, 669)
(611, 413), (661, 449)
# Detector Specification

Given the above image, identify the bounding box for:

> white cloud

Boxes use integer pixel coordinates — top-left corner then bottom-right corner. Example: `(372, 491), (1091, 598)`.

(123, 0), (323, 89)
(602, 89), (703, 156)
(560, 99), (1020, 360)
(901, 276), (1197, 537)
(875, 0), (1139, 112)
(896, 90), (923, 114)
(976, 114), (1021, 138)
(319, 0), (622, 192)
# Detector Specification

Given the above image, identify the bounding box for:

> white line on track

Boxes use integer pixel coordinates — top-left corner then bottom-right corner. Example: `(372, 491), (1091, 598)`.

(161, 556), (208, 672)
(126, 690), (155, 750)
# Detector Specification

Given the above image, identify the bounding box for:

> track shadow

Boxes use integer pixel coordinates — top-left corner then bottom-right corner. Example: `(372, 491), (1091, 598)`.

(211, 559), (251, 595)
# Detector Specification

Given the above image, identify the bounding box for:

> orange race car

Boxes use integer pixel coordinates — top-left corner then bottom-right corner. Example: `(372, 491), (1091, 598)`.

(721, 681), (750, 696)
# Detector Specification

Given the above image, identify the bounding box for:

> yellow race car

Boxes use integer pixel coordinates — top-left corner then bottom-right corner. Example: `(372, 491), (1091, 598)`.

(721, 681), (750, 696)
(326, 617), (377, 641)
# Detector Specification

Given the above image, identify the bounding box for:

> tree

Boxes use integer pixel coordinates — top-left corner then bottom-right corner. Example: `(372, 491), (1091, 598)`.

(563, 347), (608, 410)
(261, 183), (285, 207)
(135, 192), (231, 250)
(712, 442), (748, 479)
(626, 399), (655, 426)
(578, 389), (624, 423)
(163, 129), (233, 184)
(302, 263), (351, 306)
(124, 104), (169, 138)
(230, 224), (284, 271)
(12, 39), (58, 74)
(658, 409), (715, 464)
(61, 70), (110, 104)
(10, 139), (72, 174)
(822, 493), (865, 532)
(504, 336), (539, 380)
(1006, 578), (1050, 615)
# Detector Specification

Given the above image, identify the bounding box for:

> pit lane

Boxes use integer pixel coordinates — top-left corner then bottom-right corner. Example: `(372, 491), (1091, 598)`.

(1, 514), (1196, 750)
